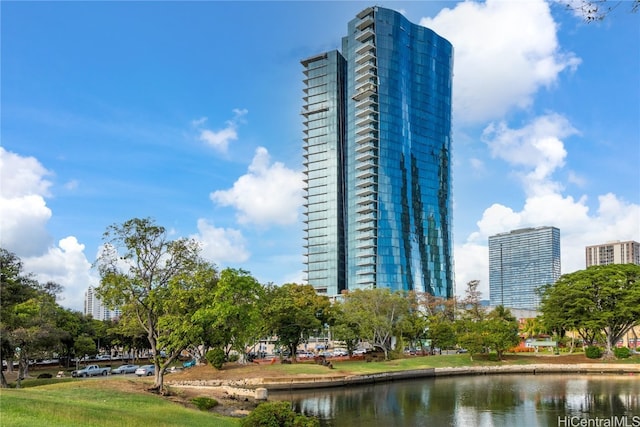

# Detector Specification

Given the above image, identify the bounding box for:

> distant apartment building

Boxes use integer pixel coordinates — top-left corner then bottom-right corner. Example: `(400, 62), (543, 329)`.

(488, 227), (561, 311)
(585, 240), (640, 267)
(84, 286), (120, 321)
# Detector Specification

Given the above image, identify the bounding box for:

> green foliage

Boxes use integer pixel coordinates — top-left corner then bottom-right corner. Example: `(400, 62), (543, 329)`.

(262, 284), (331, 361)
(206, 348), (227, 370)
(485, 306), (520, 360)
(337, 288), (410, 360)
(585, 346), (603, 359)
(428, 319), (457, 351)
(487, 352), (500, 362)
(330, 304), (362, 356)
(539, 264), (640, 357)
(190, 396), (218, 411)
(95, 217), (213, 390)
(613, 347), (631, 359)
(74, 335), (96, 359)
(191, 268), (264, 362)
(455, 320), (485, 358)
(241, 401), (319, 427)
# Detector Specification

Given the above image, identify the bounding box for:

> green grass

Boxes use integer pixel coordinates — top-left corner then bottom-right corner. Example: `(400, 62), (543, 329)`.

(252, 353), (640, 377)
(0, 380), (239, 427)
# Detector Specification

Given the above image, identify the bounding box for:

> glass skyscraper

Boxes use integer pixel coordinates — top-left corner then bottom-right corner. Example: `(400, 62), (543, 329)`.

(301, 7), (454, 298)
(488, 227), (561, 310)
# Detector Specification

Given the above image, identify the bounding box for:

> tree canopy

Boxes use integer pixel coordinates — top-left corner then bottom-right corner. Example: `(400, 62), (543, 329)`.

(262, 283), (331, 361)
(339, 288), (409, 360)
(96, 217), (211, 392)
(539, 264), (640, 357)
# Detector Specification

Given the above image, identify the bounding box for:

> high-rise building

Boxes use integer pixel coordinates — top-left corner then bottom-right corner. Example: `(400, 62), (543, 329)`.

(301, 7), (454, 297)
(585, 240), (640, 267)
(84, 286), (120, 321)
(488, 227), (561, 310)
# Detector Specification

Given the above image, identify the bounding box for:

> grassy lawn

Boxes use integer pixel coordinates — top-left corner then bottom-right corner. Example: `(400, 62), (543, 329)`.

(0, 379), (239, 427)
(237, 353), (640, 378)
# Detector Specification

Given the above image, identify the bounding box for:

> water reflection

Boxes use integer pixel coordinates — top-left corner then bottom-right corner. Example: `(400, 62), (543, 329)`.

(272, 374), (640, 427)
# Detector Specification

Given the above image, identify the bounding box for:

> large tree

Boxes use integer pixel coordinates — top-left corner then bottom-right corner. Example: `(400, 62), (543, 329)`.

(340, 288), (410, 360)
(485, 305), (520, 360)
(96, 217), (211, 392)
(539, 264), (640, 357)
(1, 249), (67, 387)
(7, 284), (65, 388)
(191, 268), (263, 363)
(455, 280), (488, 360)
(262, 283), (331, 362)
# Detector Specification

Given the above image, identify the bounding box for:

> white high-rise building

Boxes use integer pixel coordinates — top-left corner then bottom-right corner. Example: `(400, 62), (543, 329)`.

(585, 240), (640, 267)
(84, 286), (120, 321)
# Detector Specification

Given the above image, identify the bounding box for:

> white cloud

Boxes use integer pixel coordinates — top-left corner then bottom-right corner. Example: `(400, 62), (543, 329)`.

(457, 192), (640, 299)
(22, 237), (99, 311)
(453, 241), (489, 298)
(469, 158), (486, 176)
(0, 148), (54, 255)
(482, 113), (578, 197)
(420, 0), (581, 124)
(455, 115), (639, 300)
(0, 148), (97, 311)
(210, 147), (304, 226)
(64, 179), (79, 191)
(191, 219), (250, 263)
(195, 109), (248, 153)
(0, 147), (53, 198)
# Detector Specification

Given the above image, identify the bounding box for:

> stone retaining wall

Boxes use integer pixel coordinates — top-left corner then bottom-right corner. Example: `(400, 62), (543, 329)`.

(168, 363), (640, 392)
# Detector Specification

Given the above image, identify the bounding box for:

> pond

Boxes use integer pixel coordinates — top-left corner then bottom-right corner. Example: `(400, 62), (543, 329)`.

(272, 374), (640, 427)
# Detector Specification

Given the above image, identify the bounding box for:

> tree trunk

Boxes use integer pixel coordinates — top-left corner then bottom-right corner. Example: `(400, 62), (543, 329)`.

(1, 371), (8, 388)
(604, 330), (615, 359)
(151, 369), (164, 393)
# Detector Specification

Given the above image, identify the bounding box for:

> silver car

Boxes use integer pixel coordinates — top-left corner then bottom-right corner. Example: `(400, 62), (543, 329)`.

(135, 365), (155, 377)
(112, 364), (139, 374)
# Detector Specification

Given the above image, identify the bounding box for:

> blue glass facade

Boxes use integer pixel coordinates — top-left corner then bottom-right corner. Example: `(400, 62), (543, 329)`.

(488, 227), (561, 310)
(302, 7), (454, 298)
(301, 51), (347, 296)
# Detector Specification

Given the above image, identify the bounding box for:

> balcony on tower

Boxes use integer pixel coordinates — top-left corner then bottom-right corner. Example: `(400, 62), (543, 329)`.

(356, 96), (378, 111)
(352, 83), (377, 101)
(356, 8), (375, 31)
(356, 27), (375, 43)
(355, 58), (377, 75)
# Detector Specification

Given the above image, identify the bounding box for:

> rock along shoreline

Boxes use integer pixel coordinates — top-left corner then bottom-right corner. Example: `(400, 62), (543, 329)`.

(169, 363), (640, 393)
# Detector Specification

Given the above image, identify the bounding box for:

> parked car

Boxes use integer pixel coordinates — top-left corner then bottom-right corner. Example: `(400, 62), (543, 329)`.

(95, 354), (111, 361)
(135, 365), (155, 377)
(112, 364), (139, 375)
(71, 365), (111, 377)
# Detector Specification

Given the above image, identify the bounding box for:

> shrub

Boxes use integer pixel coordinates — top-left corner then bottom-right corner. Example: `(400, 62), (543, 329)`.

(240, 401), (319, 427)
(613, 347), (631, 359)
(206, 348), (226, 370)
(487, 352), (500, 362)
(190, 396), (218, 411)
(585, 346), (603, 359)
(228, 353), (240, 363)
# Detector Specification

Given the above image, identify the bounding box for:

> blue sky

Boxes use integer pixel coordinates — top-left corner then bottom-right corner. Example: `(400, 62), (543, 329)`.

(2, 1), (639, 311)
